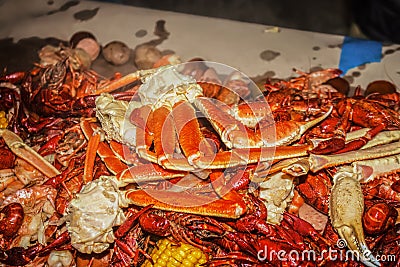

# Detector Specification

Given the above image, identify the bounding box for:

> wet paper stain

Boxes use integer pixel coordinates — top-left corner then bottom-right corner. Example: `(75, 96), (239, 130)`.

(328, 43), (342, 49)
(309, 66), (323, 72)
(384, 49), (395, 55)
(154, 20), (170, 39)
(343, 75), (354, 84)
(74, 7), (99, 21)
(260, 50), (280, 61)
(135, 29), (147, 38)
(357, 64), (366, 70)
(47, 0), (79, 15)
(251, 71), (276, 89)
(381, 48), (396, 59)
(134, 20), (171, 53)
(252, 70), (276, 80)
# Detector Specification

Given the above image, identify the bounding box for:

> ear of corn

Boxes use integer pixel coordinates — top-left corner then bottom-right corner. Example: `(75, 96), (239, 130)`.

(143, 238), (208, 267)
(0, 111), (8, 129)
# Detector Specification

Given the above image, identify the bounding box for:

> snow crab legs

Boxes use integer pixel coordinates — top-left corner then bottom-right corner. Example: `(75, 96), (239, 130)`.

(92, 65), (332, 172)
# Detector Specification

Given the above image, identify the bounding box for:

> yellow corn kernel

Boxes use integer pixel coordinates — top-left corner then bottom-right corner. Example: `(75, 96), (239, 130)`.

(157, 258), (167, 267)
(176, 248), (187, 258)
(180, 243), (192, 250)
(172, 253), (183, 263)
(164, 248), (172, 257)
(198, 255), (207, 265)
(186, 253), (198, 263)
(190, 250), (203, 260)
(0, 115), (8, 129)
(168, 258), (181, 266)
(158, 240), (168, 249)
(160, 253), (171, 262)
(182, 258), (193, 267)
(144, 239), (209, 267)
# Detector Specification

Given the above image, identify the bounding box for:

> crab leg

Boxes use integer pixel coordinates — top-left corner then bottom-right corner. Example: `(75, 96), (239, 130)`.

(132, 105), (158, 163)
(329, 166), (380, 267)
(194, 97), (254, 148)
(83, 131), (100, 184)
(97, 139), (187, 186)
(150, 106), (177, 164)
(81, 118), (127, 174)
(357, 129), (400, 149)
(352, 153), (400, 183)
(109, 140), (141, 165)
(193, 144), (312, 170)
(195, 97), (332, 148)
(115, 163), (187, 187)
(342, 127), (400, 149)
(0, 129), (60, 178)
(259, 106), (332, 147)
(281, 157), (310, 177)
(123, 188), (247, 219)
(172, 100), (214, 164)
(310, 141), (400, 172)
(161, 144), (311, 171)
(81, 118), (187, 185)
(229, 101), (272, 128)
(94, 68), (161, 95)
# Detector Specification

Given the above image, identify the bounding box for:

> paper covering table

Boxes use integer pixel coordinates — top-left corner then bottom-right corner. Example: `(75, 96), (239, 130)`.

(1, 0), (399, 88)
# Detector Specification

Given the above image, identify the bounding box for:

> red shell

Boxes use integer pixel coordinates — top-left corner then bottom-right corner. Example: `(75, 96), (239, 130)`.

(363, 202), (398, 235)
(139, 211), (170, 237)
(0, 203), (24, 238)
(0, 147), (15, 169)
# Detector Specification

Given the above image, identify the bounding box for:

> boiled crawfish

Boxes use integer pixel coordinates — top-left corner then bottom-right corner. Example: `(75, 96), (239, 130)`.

(20, 60), (100, 117)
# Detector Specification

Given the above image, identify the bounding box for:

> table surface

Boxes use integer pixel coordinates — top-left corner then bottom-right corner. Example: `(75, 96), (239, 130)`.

(1, 0), (399, 89)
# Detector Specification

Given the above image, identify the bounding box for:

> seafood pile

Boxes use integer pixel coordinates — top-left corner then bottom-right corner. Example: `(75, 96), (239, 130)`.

(0, 46), (399, 267)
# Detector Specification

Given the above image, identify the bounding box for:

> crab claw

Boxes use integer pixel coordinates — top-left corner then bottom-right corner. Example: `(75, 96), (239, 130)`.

(329, 166), (380, 267)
